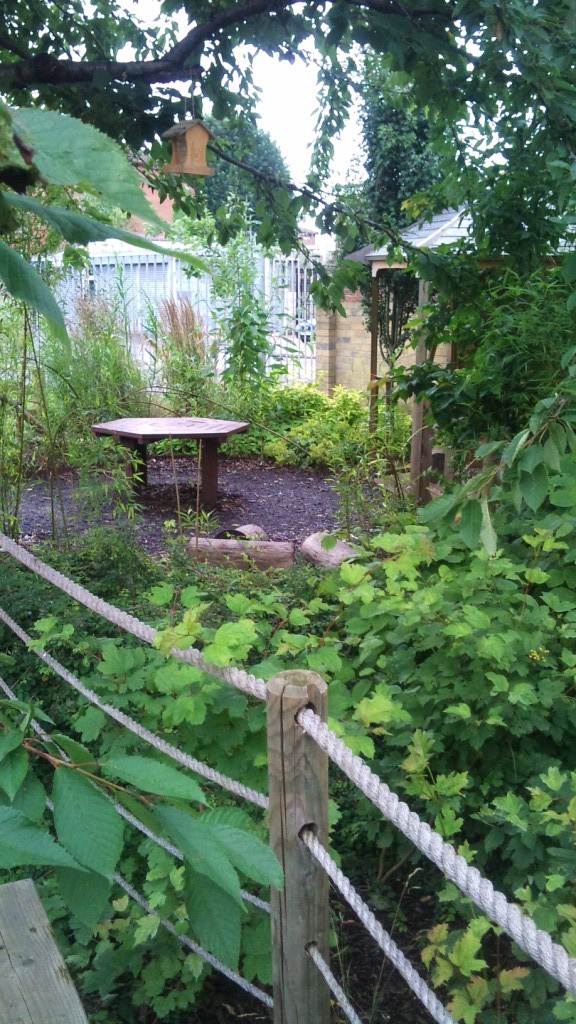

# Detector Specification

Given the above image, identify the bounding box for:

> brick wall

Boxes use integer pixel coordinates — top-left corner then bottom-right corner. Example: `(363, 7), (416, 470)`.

(316, 287), (449, 393)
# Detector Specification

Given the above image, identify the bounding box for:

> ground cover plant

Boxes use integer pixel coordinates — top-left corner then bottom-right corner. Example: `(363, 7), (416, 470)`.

(3, 346), (576, 1020)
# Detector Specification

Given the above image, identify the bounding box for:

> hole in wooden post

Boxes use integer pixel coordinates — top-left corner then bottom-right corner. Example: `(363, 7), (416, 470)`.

(295, 701), (316, 724)
(299, 822), (317, 839)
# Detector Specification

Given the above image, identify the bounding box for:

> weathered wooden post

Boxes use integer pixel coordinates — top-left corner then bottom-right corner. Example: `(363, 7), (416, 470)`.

(267, 670), (330, 1024)
(0, 878), (89, 1023)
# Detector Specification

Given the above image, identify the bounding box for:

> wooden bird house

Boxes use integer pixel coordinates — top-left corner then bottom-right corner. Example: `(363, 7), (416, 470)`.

(161, 119), (214, 176)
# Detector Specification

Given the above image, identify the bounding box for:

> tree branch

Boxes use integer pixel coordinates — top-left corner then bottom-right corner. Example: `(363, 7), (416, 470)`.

(0, 0), (454, 90)
(207, 140), (409, 249)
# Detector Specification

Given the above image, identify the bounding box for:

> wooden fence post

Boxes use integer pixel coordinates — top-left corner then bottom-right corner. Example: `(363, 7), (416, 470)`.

(266, 669), (330, 1024)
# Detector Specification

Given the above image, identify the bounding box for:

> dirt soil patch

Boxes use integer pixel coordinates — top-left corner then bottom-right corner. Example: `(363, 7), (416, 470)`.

(18, 456), (340, 554)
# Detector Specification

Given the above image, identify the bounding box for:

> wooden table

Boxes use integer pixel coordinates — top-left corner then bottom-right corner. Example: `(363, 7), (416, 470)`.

(91, 416), (249, 506)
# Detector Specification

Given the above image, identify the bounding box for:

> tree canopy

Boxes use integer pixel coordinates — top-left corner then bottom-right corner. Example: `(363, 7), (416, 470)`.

(360, 60), (444, 229)
(1, 1), (576, 305)
(200, 118), (289, 217)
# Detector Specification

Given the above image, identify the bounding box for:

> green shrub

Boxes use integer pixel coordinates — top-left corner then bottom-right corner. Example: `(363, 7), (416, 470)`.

(263, 386), (411, 469)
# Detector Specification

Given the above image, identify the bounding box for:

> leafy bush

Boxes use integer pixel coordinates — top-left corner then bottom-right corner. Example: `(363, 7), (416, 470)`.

(395, 265), (576, 462)
(262, 385), (411, 469)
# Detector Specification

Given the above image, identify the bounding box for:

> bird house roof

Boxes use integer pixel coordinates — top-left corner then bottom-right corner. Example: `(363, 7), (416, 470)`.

(161, 119), (214, 140)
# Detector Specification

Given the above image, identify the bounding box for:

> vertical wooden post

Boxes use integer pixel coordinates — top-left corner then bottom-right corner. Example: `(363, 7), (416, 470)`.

(267, 670), (330, 1024)
(369, 271), (380, 434)
(410, 280), (434, 504)
(199, 438), (219, 506)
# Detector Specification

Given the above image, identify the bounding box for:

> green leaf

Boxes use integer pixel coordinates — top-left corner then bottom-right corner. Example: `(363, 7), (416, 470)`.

(354, 690), (396, 728)
(102, 755), (205, 804)
(146, 583), (175, 607)
(340, 561), (367, 586)
(0, 806), (81, 869)
(549, 484), (576, 508)
(242, 913), (272, 984)
(201, 812), (283, 890)
(502, 429), (531, 466)
(0, 239), (67, 340)
(0, 730), (24, 761)
(524, 567), (549, 585)
(51, 734), (94, 766)
(444, 703), (472, 719)
(57, 867), (111, 930)
(461, 606), (491, 629)
(154, 661), (204, 694)
(11, 107), (163, 226)
(509, 683), (538, 706)
(543, 438), (562, 472)
(186, 871), (243, 968)
(442, 622), (473, 638)
(307, 646), (343, 674)
(419, 493), (458, 525)
(3, 192), (206, 270)
(459, 500), (482, 549)
(203, 619), (258, 666)
(480, 497), (497, 556)
(0, 747), (29, 801)
(448, 931), (488, 976)
(1, 773), (46, 823)
(154, 805), (243, 905)
(53, 769), (123, 878)
(519, 464), (549, 512)
(74, 706), (106, 742)
(517, 445), (545, 474)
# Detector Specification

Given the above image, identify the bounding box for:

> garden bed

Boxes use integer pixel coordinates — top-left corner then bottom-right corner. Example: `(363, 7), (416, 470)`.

(17, 455), (340, 555)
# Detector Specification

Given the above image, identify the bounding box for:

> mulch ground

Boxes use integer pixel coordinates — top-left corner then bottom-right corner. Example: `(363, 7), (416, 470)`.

(18, 455), (340, 554)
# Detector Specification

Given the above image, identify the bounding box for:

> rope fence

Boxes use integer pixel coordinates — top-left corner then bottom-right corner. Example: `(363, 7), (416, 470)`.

(0, 605), (267, 810)
(0, 530), (267, 700)
(298, 707), (576, 998)
(1, 533), (576, 1023)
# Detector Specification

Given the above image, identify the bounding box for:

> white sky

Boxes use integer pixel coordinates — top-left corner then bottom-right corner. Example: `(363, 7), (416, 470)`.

(251, 53), (364, 187)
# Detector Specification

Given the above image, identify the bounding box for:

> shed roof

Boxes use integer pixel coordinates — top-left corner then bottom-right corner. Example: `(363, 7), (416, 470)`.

(351, 207), (472, 275)
(353, 206), (574, 276)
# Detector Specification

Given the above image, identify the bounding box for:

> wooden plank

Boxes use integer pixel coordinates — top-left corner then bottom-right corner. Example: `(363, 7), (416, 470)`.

(267, 670), (330, 1024)
(0, 879), (88, 1024)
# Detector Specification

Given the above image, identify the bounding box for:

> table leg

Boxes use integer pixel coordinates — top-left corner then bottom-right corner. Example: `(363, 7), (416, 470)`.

(200, 439), (219, 506)
(124, 440), (148, 487)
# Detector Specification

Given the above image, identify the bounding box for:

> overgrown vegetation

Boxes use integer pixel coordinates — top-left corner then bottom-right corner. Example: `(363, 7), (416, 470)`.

(4, 356), (576, 1021)
(1, 2), (576, 1014)
(3, 249), (573, 1024)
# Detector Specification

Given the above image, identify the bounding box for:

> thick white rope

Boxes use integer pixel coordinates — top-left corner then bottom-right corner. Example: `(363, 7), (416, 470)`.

(0, 675), (271, 917)
(0, 606), (268, 809)
(113, 874), (274, 1009)
(299, 708), (576, 997)
(306, 943), (364, 1024)
(0, 530), (267, 700)
(302, 830), (454, 1024)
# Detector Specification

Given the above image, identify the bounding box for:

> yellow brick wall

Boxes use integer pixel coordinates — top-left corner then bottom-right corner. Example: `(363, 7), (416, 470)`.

(315, 288), (449, 393)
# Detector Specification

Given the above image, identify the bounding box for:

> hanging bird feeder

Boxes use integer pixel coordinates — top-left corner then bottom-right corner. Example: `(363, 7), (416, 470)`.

(161, 119), (215, 176)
